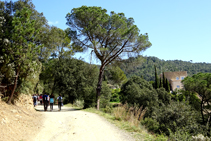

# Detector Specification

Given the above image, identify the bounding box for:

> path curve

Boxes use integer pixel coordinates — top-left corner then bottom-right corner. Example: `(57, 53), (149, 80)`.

(34, 105), (135, 141)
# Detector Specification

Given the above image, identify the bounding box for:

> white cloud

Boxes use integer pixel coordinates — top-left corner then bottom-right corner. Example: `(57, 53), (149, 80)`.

(48, 21), (59, 25)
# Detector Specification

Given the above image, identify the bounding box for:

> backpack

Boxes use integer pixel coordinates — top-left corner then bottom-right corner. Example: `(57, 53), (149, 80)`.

(43, 95), (47, 101)
(58, 96), (62, 102)
(33, 96), (36, 102)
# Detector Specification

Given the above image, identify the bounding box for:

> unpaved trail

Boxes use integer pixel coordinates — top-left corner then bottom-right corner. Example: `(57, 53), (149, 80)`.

(34, 105), (135, 141)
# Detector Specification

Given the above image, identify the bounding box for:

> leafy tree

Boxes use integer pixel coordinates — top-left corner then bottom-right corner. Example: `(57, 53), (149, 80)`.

(159, 77), (163, 88)
(40, 58), (99, 108)
(3, 7), (42, 104)
(162, 72), (166, 88)
(104, 66), (127, 87)
(182, 73), (211, 126)
(120, 76), (158, 113)
(66, 6), (151, 109)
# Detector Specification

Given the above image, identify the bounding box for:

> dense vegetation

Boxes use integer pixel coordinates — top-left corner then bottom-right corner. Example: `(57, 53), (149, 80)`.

(0, 1), (210, 140)
(120, 56), (211, 81)
(120, 76), (211, 140)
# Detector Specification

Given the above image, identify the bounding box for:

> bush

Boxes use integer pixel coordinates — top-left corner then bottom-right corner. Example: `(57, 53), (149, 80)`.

(102, 104), (113, 113)
(169, 128), (192, 141)
(151, 101), (200, 136)
(141, 118), (160, 133)
(120, 76), (158, 113)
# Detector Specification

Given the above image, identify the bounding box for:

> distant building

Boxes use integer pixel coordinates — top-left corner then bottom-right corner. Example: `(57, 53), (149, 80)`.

(161, 71), (188, 91)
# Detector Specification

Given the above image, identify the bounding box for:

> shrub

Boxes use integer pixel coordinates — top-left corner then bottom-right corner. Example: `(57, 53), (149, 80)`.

(102, 104), (113, 113)
(120, 76), (158, 115)
(151, 101), (200, 136)
(141, 118), (160, 133)
(169, 128), (192, 141)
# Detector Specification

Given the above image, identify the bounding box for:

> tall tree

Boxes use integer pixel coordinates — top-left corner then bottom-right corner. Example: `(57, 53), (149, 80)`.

(66, 6), (151, 109)
(166, 78), (170, 92)
(162, 72), (166, 88)
(5, 7), (42, 104)
(182, 73), (211, 126)
(159, 77), (163, 88)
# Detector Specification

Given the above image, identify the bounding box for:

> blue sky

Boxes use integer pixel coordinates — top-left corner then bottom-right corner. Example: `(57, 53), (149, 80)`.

(25, 0), (211, 64)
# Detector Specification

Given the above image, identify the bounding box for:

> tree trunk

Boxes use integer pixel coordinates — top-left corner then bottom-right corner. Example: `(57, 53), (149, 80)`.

(7, 67), (20, 104)
(96, 65), (105, 110)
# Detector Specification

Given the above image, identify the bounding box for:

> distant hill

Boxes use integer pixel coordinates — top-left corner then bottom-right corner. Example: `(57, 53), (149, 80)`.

(120, 56), (211, 81)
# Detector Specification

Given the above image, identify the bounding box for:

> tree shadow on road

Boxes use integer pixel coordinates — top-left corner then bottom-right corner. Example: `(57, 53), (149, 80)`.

(35, 106), (82, 112)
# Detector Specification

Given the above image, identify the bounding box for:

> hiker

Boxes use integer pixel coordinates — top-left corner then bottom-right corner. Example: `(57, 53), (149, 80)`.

(39, 94), (43, 105)
(49, 93), (55, 111)
(43, 93), (49, 111)
(32, 94), (37, 107)
(36, 94), (39, 106)
(57, 94), (63, 111)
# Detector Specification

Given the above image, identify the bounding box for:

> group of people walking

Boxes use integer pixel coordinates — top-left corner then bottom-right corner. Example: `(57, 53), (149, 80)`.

(32, 94), (63, 111)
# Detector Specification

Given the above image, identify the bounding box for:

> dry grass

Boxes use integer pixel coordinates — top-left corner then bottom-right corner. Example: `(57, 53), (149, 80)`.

(113, 103), (147, 127)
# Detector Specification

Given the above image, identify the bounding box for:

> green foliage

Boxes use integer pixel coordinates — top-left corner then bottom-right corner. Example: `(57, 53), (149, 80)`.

(159, 77), (163, 88)
(154, 65), (159, 89)
(166, 78), (170, 92)
(182, 73), (211, 125)
(66, 6), (151, 109)
(120, 56), (211, 81)
(168, 129), (192, 141)
(110, 88), (121, 102)
(120, 76), (158, 113)
(17, 61), (42, 95)
(40, 58), (99, 108)
(141, 117), (160, 133)
(105, 66), (127, 87)
(150, 101), (201, 136)
(100, 81), (112, 108)
(156, 88), (171, 105)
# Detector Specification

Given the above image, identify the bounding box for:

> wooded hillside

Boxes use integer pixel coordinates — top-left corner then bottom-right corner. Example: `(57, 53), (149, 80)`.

(120, 56), (211, 81)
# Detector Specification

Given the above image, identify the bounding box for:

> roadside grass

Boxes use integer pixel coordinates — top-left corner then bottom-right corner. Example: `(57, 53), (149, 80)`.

(64, 103), (82, 110)
(64, 103), (73, 107)
(83, 106), (168, 141)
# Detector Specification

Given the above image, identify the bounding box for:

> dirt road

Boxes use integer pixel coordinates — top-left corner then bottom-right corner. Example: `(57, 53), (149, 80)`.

(34, 105), (135, 141)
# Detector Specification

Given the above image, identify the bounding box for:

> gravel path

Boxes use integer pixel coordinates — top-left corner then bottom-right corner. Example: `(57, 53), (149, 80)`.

(34, 105), (135, 141)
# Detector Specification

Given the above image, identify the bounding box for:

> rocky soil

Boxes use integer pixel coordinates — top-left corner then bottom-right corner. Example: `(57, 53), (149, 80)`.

(0, 94), (43, 141)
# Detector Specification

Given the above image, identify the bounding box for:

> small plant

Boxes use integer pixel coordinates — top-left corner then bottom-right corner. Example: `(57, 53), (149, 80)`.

(102, 104), (113, 113)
